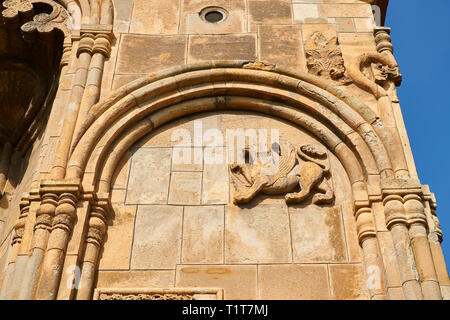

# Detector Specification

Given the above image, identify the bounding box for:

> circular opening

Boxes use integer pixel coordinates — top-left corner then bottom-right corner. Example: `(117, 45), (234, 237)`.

(204, 10), (224, 23)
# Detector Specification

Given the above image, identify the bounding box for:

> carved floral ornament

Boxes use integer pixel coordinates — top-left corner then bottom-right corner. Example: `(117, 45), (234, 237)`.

(1, 0), (70, 40)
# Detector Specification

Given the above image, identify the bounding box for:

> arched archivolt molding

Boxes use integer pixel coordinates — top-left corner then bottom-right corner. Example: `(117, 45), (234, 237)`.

(66, 61), (409, 300)
(67, 61), (410, 200)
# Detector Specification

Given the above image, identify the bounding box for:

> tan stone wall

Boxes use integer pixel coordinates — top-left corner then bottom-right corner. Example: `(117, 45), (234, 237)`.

(95, 112), (369, 299)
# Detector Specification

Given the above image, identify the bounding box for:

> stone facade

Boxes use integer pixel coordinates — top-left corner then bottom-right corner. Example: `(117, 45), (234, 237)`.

(0, 0), (448, 300)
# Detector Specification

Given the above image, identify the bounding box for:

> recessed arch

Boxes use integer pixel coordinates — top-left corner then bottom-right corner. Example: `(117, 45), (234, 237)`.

(67, 61), (409, 204)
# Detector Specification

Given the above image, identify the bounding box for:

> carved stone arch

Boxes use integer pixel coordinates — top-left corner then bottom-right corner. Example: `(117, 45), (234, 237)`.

(66, 61), (414, 299)
(68, 61), (409, 188)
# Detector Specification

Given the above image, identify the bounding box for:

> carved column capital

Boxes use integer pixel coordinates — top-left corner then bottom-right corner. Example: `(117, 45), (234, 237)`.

(12, 196), (31, 246)
(355, 207), (377, 244)
(52, 193), (77, 233)
(374, 27), (394, 54)
(77, 33), (95, 56)
(383, 195), (407, 229)
(35, 193), (58, 232)
(86, 205), (108, 247)
(403, 194), (427, 227)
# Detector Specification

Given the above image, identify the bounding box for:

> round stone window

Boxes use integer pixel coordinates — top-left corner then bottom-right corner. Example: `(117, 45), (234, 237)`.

(200, 7), (228, 23)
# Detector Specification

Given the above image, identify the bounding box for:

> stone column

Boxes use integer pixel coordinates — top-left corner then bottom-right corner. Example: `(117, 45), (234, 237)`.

(404, 194), (442, 299)
(35, 192), (78, 300)
(17, 193), (58, 299)
(76, 202), (108, 300)
(355, 207), (387, 299)
(427, 201), (450, 286)
(383, 195), (424, 299)
(72, 27), (112, 143)
(0, 197), (30, 299)
(51, 34), (94, 179)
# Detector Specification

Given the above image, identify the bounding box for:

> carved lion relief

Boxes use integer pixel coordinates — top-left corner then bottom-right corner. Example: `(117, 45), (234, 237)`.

(304, 31), (352, 84)
(230, 141), (334, 205)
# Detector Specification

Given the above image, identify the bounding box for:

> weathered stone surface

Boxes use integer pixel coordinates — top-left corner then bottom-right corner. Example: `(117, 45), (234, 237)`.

(176, 265), (257, 300)
(225, 204), (292, 264)
(258, 25), (306, 72)
(328, 264), (370, 300)
(126, 148), (172, 205)
(289, 205), (347, 263)
(99, 205), (136, 270)
(182, 206), (224, 264)
(258, 264), (330, 300)
(116, 35), (187, 74)
(202, 147), (229, 205)
(96, 270), (175, 288)
(130, 0), (180, 35)
(168, 172), (202, 205)
(131, 205), (183, 269)
(188, 34), (257, 62)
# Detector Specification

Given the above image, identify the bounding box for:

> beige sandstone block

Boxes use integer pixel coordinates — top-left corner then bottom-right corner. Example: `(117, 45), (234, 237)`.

(176, 265), (257, 300)
(98, 205), (136, 270)
(258, 264), (331, 300)
(168, 172), (202, 205)
(248, 0), (292, 30)
(354, 17), (376, 33)
(131, 205), (183, 269)
(181, 9), (246, 34)
(96, 270), (175, 288)
(290, 205), (347, 263)
(202, 147), (229, 205)
(335, 17), (356, 32)
(225, 204), (292, 264)
(320, 3), (373, 18)
(182, 206), (224, 264)
(293, 3), (320, 22)
(387, 287), (405, 300)
(126, 148), (171, 205)
(329, 264), (370, 300)
(258, 25), (306, 72)
(188, 34), (256, 63)
(116, 35), (187, 74)
(113, 0), (134, 33)
(172, 147), (203, 172)
(130, 0), (180, 35)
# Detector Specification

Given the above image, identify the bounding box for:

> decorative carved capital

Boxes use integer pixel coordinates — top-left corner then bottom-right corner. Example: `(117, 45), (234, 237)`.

(383, 195), (407, 229)
(12, 195), (30, 245)
(34, 192), (58, 232)
(86, 205), (108, 247)
(374, 27), (394, 54)
(52, 193), (77, 232)
(403, 194), (427, 226)
(355, 207), (376, 244)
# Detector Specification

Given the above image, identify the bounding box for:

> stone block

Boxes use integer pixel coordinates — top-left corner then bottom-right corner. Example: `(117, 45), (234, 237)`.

(172, 147), (203, 172)
(202, 147), (229, 205)
(168, 172), (202, 205)
(96, 270), (175, 288)
(328, 264), (370, 300)
(99, 205), (137, 270)
(131, 205), (183, 269)
(188, 34), (256, 63)
(258, 264), (330, 300)
(176, 265), (257, 300)
(258, 25), (306, 72)
(182, 206), (224, 264)
(126, 148), (171, 205)
(289, 205), (347, 263)
(116, 35), (187, 74)
(130, 0), (180, 34)
(225, 204), (292, 264)
(249, 0), (292, 28)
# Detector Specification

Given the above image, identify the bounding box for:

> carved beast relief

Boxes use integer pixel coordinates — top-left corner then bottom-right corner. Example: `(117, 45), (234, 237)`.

(230, 141), (334, 205)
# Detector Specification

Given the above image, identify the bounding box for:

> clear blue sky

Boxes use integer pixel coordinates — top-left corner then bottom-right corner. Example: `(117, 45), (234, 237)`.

(386, 1), (450, 265)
